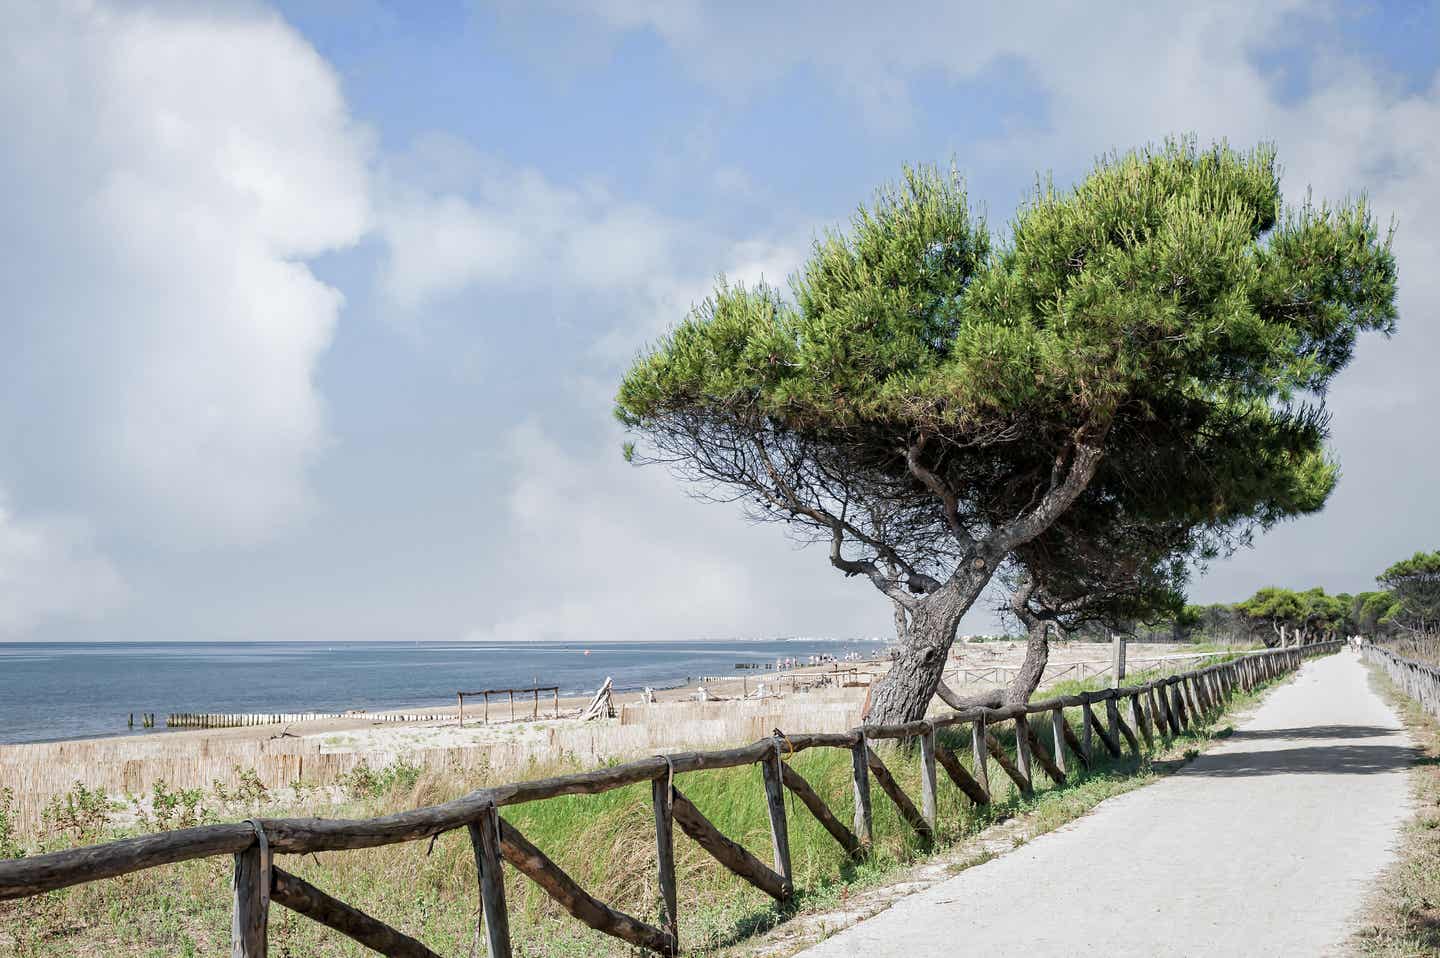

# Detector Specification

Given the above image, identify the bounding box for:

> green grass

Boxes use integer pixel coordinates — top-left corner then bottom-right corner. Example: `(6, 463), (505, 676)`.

(0, 664), (1285, 957)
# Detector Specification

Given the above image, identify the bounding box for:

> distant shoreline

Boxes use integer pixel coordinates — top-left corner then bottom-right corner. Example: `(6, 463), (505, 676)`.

(0, 637), (891, 747)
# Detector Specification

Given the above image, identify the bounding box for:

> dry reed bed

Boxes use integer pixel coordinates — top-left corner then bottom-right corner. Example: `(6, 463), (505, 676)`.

(0, 700), (861, 837)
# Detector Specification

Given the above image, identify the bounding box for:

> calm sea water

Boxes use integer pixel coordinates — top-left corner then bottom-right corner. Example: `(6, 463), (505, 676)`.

(0, 639), (885, 745)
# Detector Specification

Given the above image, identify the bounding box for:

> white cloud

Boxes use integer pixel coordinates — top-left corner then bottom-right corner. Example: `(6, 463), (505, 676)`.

(0, 494), (127, 635)
(376, 138), (810, 359)
(470, 421), (888, 643)
(0, 1), (371, 545)
(377, 150), (678, 312)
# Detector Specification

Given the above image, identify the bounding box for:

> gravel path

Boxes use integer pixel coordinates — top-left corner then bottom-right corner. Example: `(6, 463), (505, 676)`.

(797, 650), (1415, 957)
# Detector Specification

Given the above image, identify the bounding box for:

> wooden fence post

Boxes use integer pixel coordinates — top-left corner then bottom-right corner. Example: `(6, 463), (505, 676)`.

(851, 737), (873, 848)
(1050, 708), (1067, 776)
(761, 739), (793, 896)
(231, 832), (270, 958)
(1013, 716), (1033, 792)
(1171, 681), (1188, 730)
(971, 715), (990, 797)
(1130, 694), (1153, 750)
(1148, 686), (1169, 740)
(652, 777), (677, 946)
(469, 805), (512, 958)
(919, 728), (939, 831)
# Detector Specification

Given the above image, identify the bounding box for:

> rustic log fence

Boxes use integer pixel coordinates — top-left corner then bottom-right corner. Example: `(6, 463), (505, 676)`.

(1363, 641), (1440, 719)
(456, 686), (561, 727)
(0, 643), (1340, 957)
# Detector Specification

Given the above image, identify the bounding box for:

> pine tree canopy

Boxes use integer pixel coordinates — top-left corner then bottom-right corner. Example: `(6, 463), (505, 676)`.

(615, 138), (1396, 610)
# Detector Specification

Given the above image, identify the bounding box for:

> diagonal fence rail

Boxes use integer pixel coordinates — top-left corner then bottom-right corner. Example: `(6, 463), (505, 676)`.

(0, 643), (1341, 956)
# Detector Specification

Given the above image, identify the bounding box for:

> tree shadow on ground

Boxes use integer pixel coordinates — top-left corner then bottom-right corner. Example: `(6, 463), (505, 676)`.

(1226, 724), (1401, 741)
(1182, 743), (1425, 777)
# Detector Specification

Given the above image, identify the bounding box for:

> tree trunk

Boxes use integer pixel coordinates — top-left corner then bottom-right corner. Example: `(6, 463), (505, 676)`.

(1003, 620), (1050, 705)
(867, 571), (988, 725)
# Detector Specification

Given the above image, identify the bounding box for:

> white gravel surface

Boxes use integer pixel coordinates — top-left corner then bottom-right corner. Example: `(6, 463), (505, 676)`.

(797, 650), (1415, 957)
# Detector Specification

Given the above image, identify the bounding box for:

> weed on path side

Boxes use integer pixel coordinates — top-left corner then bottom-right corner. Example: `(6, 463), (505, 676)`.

(1353, 667), (1440, 957)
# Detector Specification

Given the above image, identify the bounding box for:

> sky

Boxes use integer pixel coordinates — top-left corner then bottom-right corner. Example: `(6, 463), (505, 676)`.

(0, 0), (1437, 643)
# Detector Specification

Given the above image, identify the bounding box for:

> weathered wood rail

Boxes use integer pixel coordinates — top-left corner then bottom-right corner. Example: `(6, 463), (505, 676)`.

(1363, 640), (1440, 719)
(457, 685), (561, 726)
(0, 643), (1340, 956)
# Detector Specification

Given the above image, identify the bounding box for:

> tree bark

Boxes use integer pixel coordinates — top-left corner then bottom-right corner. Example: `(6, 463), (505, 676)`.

(1004, 619), (1050, 705)
(866, 569), (988, 725)
(932, 612), (1051, 713)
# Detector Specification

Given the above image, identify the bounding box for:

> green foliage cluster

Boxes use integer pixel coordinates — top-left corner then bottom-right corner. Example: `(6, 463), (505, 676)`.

(135, 780), (208, 832)
(211, 765), (271, 812)
(40, 782), (116, 843)
(1378, 551), (1440, 632)
(0, 786), (22, 859)
(338, 758), (424, 799)
(619, 140), (1393, 439)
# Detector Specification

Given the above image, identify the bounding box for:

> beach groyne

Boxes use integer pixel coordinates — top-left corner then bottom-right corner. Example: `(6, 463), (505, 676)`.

(167, 712), (350, 729)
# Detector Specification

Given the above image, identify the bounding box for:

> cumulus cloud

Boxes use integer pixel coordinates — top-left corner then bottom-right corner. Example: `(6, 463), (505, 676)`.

(376, 136), (809, 355)
(0, 494), (127, 636)
(469, 421), (887, 643)
(377, 142), (677, 312)
(0, 1), (371, 546)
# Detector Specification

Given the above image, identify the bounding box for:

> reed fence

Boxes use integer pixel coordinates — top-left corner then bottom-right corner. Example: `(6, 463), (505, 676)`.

(0, 700), (860, 837)
(1363, 640), (1440, 718)
(0, 642), (1340, 957)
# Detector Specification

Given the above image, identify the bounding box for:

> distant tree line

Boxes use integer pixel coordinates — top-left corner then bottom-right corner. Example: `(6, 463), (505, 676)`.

(1092, 550), (1440, 647)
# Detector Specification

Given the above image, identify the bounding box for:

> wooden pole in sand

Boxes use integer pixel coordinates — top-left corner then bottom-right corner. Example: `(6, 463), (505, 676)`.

(457, 693), (464, 729)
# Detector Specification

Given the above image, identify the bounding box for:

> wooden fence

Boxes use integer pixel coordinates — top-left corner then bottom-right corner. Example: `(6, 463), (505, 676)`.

(457, 686), (561, 726)
(1363, 641), (1440, 718)
(0, 643), (1340, 957)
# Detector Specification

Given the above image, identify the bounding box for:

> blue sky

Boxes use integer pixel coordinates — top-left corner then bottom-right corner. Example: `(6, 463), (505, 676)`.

(1, 0), (1438, 642)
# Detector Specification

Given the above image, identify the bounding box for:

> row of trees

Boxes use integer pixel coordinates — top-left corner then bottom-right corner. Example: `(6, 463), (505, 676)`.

(1172, 551), (1440, 647)
(617, 139), (1397, 723)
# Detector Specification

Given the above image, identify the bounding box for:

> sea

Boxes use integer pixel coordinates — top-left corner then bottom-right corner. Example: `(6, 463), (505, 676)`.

(0, 638), (887, 746)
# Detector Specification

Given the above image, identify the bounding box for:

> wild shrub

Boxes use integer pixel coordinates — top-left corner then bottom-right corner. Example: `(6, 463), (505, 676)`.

(41, 782), (116, 842)
(0, 785), (23, 858)
(212, 766), (270, 813)
(137, 779), (208, 831)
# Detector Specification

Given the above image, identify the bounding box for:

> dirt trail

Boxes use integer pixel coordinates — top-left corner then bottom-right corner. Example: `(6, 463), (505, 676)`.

(797, 650), (1415, 957)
